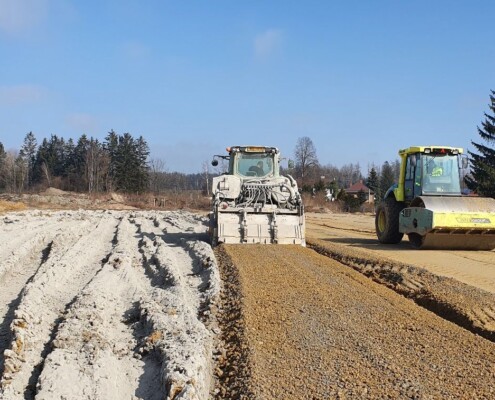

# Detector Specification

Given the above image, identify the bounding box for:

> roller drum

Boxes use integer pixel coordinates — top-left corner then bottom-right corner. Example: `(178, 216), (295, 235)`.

(400, 196), (495, 250)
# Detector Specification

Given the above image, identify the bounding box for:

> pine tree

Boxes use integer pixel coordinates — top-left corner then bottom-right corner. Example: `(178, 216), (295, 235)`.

(33, 138), (50, 185)
(379, 161), (395, 200)
(109, 132), (149, 193)
(19, 132), (38, 190)
(465, 90), (495, 198)
(0, 142), (6, 190)
(73, 134), (90, 190)
(135, 136), (150, 192)
(366, 167), (379, 201)
(115, 133), (136, 192)
(104, 130), (119, 190)
(63, 138), (76, 187)
(33, 135), (66, 186)
(53, 135), (67, 177)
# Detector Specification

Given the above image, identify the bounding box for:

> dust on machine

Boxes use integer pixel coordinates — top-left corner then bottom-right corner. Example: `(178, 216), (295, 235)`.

(209, 146), (305, 246)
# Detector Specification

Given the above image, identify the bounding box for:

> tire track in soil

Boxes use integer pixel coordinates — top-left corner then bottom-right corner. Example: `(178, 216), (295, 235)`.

(140, 213), (215, 315)
(306, 212), (495, 293)
(0, 212), (119, 399)
(0, 210), (220, 399)
(33, 211), (220, 399)
(0, 212), (61, 263)
(0, 212), (72, 286)
(35, 216), (162, 400)
(1, 211), (100, 375)
(307, 238), (495, 342)
(0, 237), (53, 376)
(136, 211), (220, 399)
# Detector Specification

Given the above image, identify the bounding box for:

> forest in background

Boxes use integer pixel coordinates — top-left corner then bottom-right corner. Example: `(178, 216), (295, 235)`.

(2, 86), (494, 214)
(0, 131), (400, 199)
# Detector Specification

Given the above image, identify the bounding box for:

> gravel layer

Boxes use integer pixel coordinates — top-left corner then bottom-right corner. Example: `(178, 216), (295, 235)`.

(217, 244), (495, 399)
(308, 238), (495, 342)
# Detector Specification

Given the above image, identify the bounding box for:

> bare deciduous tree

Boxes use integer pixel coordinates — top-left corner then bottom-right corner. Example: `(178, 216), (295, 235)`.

(339, 163), (362, 188)
(294, 136), (319, 185)
(41, 161), (52, 187)
(149, 158), (167, 194)
(3, 151), (18, 192)
(202, 161), (210, 195)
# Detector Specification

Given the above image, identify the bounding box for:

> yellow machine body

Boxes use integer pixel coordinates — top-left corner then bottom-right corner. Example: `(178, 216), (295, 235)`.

(399, 196), (495, 249)
(376, 145), (495, 250)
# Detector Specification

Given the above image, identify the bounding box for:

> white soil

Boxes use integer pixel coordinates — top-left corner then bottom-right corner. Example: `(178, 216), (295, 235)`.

(0, 210), (219, 400)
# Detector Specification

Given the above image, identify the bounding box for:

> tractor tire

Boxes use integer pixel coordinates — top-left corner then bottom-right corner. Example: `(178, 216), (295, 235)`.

(375, 197), (404, 244)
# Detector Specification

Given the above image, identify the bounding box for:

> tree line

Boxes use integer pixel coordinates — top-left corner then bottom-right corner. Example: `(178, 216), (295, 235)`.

(289, 135), (401, 201)
(1, 89), (494, 199)
(0, 131), (150, 194)
(0, 131), (219, 195)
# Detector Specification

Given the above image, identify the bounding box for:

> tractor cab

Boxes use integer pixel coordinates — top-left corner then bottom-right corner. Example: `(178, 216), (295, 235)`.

(212, 146), (280, 179)
(228, 146), (278, 179)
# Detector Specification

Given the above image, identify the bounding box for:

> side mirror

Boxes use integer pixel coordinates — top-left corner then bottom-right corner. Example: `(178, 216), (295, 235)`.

(211, 159), (218, 167)
(461, 156), (468, 169)
(288, 159), (294, 169)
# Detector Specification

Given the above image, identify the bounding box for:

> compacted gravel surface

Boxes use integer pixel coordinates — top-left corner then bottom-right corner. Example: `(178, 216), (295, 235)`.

(216, 244), (495, 399)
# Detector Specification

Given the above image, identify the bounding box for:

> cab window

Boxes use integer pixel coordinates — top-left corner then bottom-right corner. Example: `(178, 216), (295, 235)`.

(236, 154), (273, 178)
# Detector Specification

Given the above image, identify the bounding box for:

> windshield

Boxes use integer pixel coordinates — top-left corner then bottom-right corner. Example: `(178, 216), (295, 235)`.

(422, 154), (461, 195)
(235, 153), (274, 178)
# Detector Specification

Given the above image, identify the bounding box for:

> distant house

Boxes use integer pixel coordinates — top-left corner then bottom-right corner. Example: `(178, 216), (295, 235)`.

(346, 180), (374, 203)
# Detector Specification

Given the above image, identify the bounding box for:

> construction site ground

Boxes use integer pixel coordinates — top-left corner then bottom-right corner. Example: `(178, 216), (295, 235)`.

(1, 200), (494, 399)
(306, 212), (495, 294)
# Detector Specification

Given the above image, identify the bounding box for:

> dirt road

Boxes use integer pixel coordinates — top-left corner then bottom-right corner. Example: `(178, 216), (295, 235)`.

(216, 244), (495, 399)
(306, 212), (495, 293)
(0, 210), (219, 400)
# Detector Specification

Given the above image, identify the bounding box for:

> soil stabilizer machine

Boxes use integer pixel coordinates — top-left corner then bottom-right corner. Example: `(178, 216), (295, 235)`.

(376, 146), (495, 250)
(209, 146), (305, 246)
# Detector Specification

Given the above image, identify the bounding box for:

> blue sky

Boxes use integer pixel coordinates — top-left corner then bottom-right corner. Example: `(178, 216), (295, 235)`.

(1, 1), (494, 173)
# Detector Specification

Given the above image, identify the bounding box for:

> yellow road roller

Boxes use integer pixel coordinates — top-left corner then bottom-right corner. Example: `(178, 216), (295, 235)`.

(375, 146), (495, 250)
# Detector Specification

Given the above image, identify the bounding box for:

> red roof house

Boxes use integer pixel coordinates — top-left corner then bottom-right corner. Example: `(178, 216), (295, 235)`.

(346, 180), (374, 203)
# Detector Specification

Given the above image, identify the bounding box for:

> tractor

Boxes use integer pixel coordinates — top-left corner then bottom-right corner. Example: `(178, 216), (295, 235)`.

(209, 146), (305, 246)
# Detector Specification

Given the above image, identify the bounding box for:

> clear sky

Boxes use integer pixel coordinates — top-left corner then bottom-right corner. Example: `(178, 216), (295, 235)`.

(1, 0), (494, 174)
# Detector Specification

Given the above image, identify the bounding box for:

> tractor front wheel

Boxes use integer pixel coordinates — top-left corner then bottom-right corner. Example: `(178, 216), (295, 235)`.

(375, 198), (404, 244)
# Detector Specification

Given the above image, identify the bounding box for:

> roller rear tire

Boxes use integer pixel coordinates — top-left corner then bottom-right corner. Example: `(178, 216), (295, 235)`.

(375, 198), (404, 244)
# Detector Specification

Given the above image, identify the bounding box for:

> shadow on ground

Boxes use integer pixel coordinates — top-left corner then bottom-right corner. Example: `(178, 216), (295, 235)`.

(321, 237), (416, 251)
